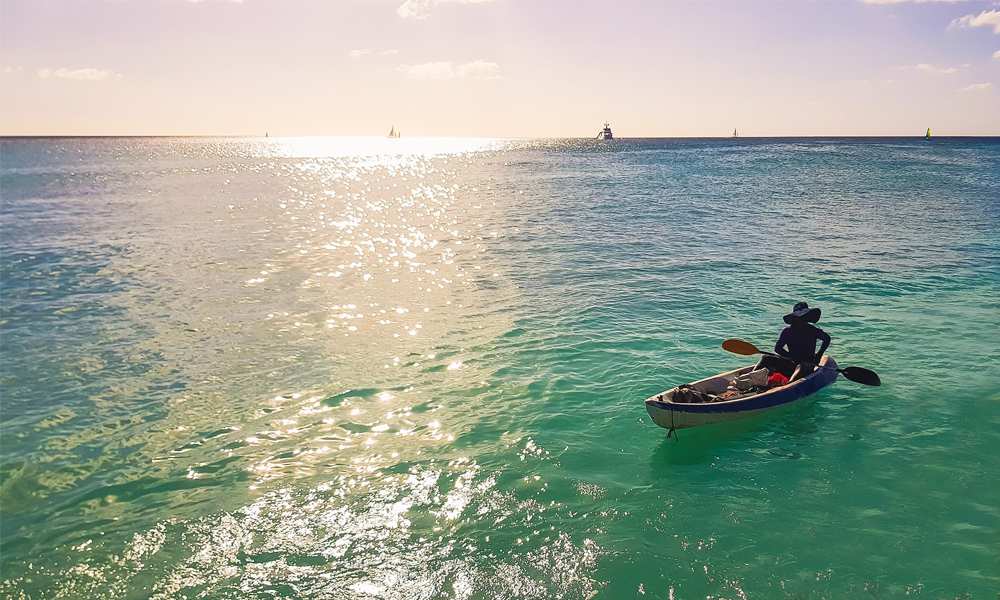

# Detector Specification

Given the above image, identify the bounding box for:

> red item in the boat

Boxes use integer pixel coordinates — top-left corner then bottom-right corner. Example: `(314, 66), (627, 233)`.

(767, 373), (789, 387)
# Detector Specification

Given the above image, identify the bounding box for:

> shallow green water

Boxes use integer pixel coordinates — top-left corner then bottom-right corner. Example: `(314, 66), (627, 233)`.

(2, 136), (998, 599)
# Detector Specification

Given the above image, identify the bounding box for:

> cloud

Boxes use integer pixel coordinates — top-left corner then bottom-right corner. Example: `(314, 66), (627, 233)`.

(949, 9), (1000, 34)
(397, 0), (489, 20)
(3, 66), (24, 74)
(959, 82), (993, 91)
(398, 60), (502, 80)
(349, 49), (398, 58)
(993, 50), (1000, 58)
(915, 63), (958, 74)
(455, 60), (502, 79)
(399, 61), (455, 80)
(38, 68), (120, 81)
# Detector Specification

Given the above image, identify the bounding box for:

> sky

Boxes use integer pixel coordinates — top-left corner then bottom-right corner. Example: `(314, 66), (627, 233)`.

(0, 0), (998, 137)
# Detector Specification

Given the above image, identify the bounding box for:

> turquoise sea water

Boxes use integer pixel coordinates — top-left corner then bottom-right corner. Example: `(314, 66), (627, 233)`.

(1, 136), (998, 599)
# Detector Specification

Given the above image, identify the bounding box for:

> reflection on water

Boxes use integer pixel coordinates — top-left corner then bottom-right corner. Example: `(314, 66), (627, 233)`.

(2, 137), (608, 598)
(271, 135), (511, 159)
(53, 457), (602, 600)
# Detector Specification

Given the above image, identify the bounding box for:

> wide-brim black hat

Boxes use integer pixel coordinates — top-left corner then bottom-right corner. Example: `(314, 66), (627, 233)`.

(783, 301), (821, 324)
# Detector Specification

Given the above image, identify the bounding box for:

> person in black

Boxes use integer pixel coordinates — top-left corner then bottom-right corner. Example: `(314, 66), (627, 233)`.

(757, 302), (831, 381)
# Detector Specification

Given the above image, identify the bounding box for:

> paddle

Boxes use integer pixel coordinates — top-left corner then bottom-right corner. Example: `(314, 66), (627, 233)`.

(722, 338), (881, 387)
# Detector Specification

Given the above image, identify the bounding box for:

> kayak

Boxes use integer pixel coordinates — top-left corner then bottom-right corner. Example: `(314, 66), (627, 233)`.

(644, 355), (839, 432)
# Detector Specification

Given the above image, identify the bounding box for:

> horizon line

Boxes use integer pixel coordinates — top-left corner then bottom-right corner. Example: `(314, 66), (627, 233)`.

(2, 134), (997, 140)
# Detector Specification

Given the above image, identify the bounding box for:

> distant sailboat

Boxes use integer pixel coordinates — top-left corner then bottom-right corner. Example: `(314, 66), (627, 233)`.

(732, 128), (739, 138)
(925, 128), (931, 141)
(387, 125), (401, 138)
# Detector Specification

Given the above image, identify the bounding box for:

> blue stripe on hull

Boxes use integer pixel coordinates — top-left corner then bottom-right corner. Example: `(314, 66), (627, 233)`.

(645, 357), (839, 430)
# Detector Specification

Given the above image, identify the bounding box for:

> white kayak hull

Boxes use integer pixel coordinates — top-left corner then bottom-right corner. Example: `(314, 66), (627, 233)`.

(644, 356), (839, 431)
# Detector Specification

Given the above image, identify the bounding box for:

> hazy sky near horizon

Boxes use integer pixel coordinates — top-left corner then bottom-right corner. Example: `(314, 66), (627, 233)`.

(1, 0), (998, 137)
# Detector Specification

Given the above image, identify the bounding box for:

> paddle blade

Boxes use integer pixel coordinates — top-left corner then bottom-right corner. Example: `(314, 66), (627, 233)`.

(840, 366), (881, 387)
(722, 339), (761, 356)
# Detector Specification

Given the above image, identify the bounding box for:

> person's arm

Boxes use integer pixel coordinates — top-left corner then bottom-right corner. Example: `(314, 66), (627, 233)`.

(774, 327), (792, 359)
(814, 327), (831, 361)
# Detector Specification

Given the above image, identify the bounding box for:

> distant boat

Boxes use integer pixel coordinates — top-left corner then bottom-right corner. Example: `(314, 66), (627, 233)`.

(387, 125), (401, 138)
(596, 122), (613, 140)
(732, 128), (739, 138)
(925, 128), (931, 141)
